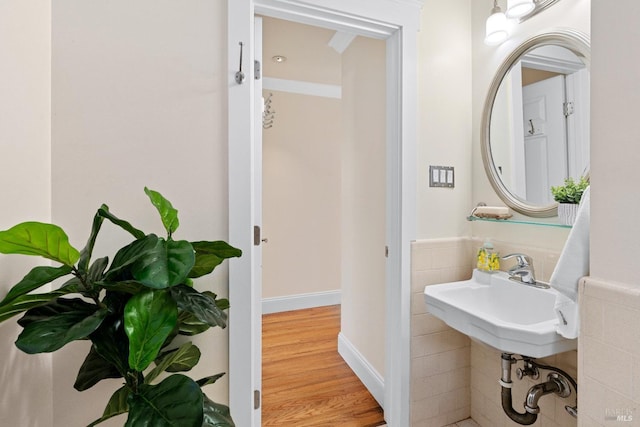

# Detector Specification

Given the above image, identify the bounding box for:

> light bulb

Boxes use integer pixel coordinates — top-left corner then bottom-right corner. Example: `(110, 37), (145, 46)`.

(484, 6), (508, 46)
(506, 0), (536, 19)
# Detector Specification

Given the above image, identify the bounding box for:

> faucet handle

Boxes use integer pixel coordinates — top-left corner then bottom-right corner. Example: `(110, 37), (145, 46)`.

(502, 253), (532, 267)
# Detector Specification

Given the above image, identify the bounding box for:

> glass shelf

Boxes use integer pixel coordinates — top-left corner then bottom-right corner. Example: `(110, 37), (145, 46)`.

(467, 215), (572, 229)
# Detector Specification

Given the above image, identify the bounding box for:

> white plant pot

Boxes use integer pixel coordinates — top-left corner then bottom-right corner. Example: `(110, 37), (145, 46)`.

(558, 203), (579, 225)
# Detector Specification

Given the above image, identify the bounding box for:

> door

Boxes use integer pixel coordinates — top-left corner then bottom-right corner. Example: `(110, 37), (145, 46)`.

(521, 75), (567, 204)
(252, 16), (264, 426)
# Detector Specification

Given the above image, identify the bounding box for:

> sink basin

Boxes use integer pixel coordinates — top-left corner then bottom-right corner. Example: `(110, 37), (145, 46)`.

(423, 269), (577, 358)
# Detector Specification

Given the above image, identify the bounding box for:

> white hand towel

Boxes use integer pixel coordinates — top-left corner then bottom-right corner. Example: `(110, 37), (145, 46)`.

(554, 292), (580, 339)
(550, 186), (590, 301)
(550, 186), (590, 339)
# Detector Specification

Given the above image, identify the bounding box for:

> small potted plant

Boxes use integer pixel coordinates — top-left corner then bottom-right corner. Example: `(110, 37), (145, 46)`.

(551, 176), (589, 225)
(0, 188), (240, 426)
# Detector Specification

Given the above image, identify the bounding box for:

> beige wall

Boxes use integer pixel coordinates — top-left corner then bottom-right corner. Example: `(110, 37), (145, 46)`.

(417, 0), (473, 240)
(51, 1), (229, 425)
(579, 1), (640, 425)
(0, 1), (53, 426)
(340, 35), (387, 377)
(261, 17), (343, 300)
(262, 90), (343, 298)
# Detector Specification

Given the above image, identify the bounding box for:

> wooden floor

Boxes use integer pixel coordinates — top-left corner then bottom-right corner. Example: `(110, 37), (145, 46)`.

(262, 305), (385, 426)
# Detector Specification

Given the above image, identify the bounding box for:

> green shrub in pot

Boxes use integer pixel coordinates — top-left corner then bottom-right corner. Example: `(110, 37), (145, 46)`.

(550, 176), (589, 204)
(0, 187), (241, 426)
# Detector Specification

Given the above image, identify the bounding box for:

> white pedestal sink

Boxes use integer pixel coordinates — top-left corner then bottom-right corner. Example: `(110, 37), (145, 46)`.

(423, 269), (577, 358)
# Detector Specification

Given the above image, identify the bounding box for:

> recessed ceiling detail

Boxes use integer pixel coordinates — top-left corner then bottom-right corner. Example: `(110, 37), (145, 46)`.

(328, 31), (357, 54)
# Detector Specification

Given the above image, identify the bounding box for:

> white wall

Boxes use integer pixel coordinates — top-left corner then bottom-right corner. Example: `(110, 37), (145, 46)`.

(51, 1), (229, 425)
(470, 0), (589, 250)
(590, 0), (640, 284)
(578, 3), (640, 423)
(340, 36), (387, 377)
(417, 0), (473, 240)
(0, 1), (53, 426)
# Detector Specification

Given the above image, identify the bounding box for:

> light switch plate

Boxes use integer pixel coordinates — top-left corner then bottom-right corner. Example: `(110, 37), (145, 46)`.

(429, 166), (454, 188)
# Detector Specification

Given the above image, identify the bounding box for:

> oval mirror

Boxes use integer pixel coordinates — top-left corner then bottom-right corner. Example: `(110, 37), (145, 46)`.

(481, 30), (590, 217)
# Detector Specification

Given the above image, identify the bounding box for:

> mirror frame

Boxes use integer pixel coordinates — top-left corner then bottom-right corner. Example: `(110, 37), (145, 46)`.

(481, 29), (590, 217)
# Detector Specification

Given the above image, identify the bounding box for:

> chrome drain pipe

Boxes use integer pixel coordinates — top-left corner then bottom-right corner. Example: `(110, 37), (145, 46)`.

(499, 353), (578, 425)
(500, 353), (538, 425)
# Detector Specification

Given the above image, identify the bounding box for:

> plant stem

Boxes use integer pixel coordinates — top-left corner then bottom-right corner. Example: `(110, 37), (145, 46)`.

(72, 267), (102, 305)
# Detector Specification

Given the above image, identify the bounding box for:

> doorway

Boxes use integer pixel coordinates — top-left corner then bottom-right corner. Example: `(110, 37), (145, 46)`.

(259, 15), (387, 421)
(227, 1), (421, 426)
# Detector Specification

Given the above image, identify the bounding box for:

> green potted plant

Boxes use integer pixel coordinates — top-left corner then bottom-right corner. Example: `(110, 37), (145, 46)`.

(551, 176), (589, 225)
(0, 187), (241, 426)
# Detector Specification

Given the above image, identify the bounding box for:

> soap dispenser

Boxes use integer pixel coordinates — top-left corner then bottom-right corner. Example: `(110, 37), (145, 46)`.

(477, 240), (500, 272)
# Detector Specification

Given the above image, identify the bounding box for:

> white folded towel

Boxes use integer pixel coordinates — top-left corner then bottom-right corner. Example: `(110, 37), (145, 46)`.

(554, 292), (580, 339)
(550, 186), (590, 300)
(550, 186), (590, 338)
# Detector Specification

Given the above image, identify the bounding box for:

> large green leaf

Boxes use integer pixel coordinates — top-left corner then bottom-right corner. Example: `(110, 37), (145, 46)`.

(189, 241), (242, 278)
(105, 235), (159, 281)
(90, 313), (130, 376)
(125, 289), (178, 371)
(202, 395), (235, 427)
(177, 310), (210, 336)
(0, 222), (80, 266)
(196, 373), (225, 388)
(0, 287), (77, 323)
(78, 208), (106, 272)
(74, 346), (122, 391)
(88, 256), (109, 283)
(126, 374), (203, 427)
(97, 205), (146, 240)
(98, 280), (144, 295)
(146, 342), (201, 384)
(18, 297), (96, 327)
(16, 302), (108, 354)
(131, 239), (195, 289)
(0, 265), (72, 306)
(144, 187), (179, 237)
(170, 285), (227, 329)
(88, 385), (131, 427)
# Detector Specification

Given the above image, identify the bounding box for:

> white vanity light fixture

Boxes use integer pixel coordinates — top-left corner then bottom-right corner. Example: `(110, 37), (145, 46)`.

(485, 0), (563, 46)
(485, 0), (509, 46)
(506, 0), (535, 19)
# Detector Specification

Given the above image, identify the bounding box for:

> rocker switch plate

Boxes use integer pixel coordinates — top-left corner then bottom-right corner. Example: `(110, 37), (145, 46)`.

(429, 166), (455, 188)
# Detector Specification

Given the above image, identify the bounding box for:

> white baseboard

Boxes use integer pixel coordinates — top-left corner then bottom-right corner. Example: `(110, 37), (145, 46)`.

(337, 332), (385, 408)
(262, 290), (341, 314)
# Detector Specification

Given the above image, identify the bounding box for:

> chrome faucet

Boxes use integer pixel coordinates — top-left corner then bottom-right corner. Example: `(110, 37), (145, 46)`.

(502, 253), (546, 287)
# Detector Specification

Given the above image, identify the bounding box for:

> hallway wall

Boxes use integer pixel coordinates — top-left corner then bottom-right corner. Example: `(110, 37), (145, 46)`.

(261, 18), (343, 303)
(0, 1), (53, 425)
(340, 35), (387, 380)
(51, 1), (229, 425)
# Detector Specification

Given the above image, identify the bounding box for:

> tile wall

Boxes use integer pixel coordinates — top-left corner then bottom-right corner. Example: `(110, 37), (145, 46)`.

(411, 238), (473, 426)
(579, 277), (640, 426)
(411, 238), (578, 427)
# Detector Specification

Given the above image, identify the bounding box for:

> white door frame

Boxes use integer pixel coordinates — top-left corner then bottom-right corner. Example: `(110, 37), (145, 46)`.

(228, 1), (422, 425)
